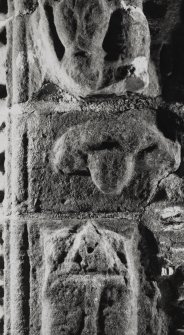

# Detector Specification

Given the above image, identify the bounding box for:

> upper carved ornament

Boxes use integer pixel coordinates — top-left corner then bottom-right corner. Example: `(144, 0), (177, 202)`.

(30, 0), (150, 96)
(4, 0), (184, 100)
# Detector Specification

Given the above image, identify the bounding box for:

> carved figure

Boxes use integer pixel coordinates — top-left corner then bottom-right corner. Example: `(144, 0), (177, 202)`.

(42, 220), (138, 335)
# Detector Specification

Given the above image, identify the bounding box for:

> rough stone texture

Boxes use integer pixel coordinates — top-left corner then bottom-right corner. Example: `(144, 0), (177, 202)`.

(4, 88), (184, 333)
(5, 0), (184, 102)
(42, 220), (138, 335)
(5, 217), (140, 335)
(2, 0), (184, 334)
(29, 0), (150, 97)
(6, 213), (184, 334)
(6, 90), (182, 215)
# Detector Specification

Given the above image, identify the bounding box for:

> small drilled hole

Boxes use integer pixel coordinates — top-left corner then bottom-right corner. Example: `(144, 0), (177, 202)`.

(0, 192), (4, 204)
(0, 256), (4, 270)
(0, 152), (5, 174)
(0, 85), (7, 99)
(0, 287), (3, 299)
(87, 247), (94, 254)
(0, 28), (6, 45)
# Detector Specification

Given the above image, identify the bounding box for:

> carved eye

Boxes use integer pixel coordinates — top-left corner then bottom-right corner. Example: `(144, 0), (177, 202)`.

(103, 9), (128, 62)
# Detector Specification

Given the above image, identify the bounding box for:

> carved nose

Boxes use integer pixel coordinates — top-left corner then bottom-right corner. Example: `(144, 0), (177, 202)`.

(76, 34), (87, 50)
(88, 151), (135, 195)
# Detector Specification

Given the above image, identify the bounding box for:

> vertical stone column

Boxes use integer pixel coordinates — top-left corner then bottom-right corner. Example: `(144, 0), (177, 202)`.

(0, 0), (9, 332)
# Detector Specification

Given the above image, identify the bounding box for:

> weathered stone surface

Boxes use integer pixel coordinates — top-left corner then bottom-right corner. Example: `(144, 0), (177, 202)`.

(42, 220), (138, 335)
(43, 220), (129, 276)
(43, 276), (131, 335)
(0, 10), (7, 203)
(5, 215), (184, 334)
(0, 216), (4, 335)
(0, 6), (7, 333)
(6, 90), (181, 214)
(6, 0), (184, 103)
(52, 108), (180, 196)
(139, 202), (184, 333)
(29, 0), (150, 97)
(3, 0), (184, 334)
(5, 218), (140, 335)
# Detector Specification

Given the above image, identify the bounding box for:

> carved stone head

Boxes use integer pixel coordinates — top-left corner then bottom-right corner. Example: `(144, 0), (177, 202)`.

(32, 0), (150, 96)
(52, 108), (180, 199)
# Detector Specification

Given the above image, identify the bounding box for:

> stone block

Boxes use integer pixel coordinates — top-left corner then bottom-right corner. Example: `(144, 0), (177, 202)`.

(5, 217), (139, 335)
(6, 89), (181, 214)
(4, 215), (177, 334)
(142, 202), (184, 269)
(42, 218), (135, 334)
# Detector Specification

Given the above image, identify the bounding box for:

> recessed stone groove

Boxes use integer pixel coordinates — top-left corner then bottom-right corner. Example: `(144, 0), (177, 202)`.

(44, 4), (65, 61)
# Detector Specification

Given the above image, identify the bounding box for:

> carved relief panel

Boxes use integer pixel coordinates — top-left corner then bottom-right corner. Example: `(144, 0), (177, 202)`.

(29, 0), (150, 96)
(7, 214), (184, 335)
(42, 220), (138, 335)
(6, 0), (184, 101)
(8, 93), (181, 214)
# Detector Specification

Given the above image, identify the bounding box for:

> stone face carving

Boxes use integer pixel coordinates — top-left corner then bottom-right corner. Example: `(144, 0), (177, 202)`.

(52, 109), (181, 196)
(43, 220), (129, 276)
(30, 0), (150, 96)
(42, 220), (138, 335)
(10, 98), (180, 213)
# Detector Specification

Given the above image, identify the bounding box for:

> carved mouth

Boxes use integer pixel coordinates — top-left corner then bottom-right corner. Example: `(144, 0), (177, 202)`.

(74, 50), (88, 58)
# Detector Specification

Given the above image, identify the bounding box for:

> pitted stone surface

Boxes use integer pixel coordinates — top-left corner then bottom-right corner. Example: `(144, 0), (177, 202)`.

(6, 215), (184, 335)
(8, 94), (182, 214)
